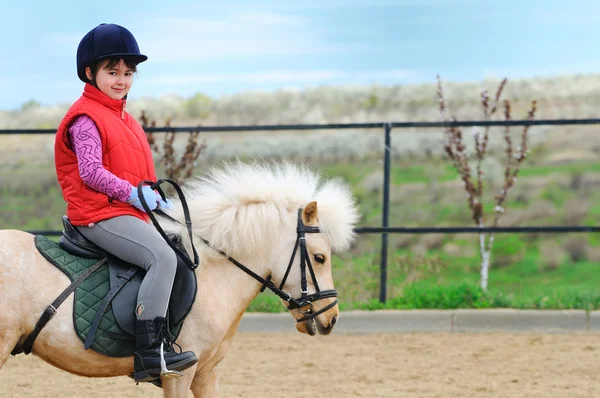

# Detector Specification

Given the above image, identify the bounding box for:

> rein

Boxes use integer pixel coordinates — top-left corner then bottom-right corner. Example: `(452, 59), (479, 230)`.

(138, 180), (338, 322)
(138, 179), (199, 270)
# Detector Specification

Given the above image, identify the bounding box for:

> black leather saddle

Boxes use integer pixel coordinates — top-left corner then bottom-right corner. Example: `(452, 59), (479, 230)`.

(58, 215), (197, 341)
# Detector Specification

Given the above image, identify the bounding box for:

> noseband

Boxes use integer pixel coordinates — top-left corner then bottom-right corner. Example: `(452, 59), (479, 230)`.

(142, 180), (338, 324)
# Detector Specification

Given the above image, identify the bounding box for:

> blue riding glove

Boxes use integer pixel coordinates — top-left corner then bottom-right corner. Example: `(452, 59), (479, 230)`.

(127, 185), (158, 212)
(157, 196), (175, 210)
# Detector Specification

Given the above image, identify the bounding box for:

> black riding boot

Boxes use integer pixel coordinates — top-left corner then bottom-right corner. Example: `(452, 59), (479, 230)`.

(133, 316), (198, 382)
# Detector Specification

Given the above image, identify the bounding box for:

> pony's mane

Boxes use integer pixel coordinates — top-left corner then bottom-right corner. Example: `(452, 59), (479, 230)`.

(164, 160), (359, 258)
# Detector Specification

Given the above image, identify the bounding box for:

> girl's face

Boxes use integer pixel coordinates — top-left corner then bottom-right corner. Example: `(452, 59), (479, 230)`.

(85, 59), (134, 101)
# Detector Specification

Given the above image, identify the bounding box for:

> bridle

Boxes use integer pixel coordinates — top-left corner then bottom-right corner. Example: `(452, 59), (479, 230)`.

(140, 179), (338, 323)
(269, 208), (338, 321)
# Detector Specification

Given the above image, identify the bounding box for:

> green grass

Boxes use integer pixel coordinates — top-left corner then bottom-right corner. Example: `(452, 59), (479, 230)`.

(319, 161), (459, 186)
(320, 161), (600, 188)
(519, 162), (600, 177)
(353, 283), (600, 311)
(247, 293), (285, 312)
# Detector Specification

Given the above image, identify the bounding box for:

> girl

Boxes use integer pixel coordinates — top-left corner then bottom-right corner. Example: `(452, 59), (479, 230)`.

(54, 23), (197, 382)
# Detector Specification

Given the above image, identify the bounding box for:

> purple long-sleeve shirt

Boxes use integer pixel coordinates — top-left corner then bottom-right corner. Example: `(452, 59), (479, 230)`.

(68, 115), (132, 202)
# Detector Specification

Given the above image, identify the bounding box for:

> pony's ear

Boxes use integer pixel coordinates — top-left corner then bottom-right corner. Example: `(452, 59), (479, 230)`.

(302, 201), (318, 225)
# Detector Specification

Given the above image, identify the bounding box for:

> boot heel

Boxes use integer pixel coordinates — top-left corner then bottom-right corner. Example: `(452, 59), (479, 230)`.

(133, 369), (160, 383)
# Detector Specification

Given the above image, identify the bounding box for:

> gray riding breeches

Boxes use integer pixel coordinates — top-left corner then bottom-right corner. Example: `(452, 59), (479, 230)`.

(77, 215), (177, 321)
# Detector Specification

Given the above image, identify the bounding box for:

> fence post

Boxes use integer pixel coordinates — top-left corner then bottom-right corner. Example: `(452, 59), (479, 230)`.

(379, 123), (392, 303)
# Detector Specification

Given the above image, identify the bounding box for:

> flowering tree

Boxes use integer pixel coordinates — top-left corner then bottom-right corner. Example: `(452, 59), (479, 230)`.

(140, 111), (207, 183)
(436, 76), (537, 290)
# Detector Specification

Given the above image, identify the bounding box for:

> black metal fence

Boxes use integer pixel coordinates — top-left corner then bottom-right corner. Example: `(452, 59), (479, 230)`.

(2, 118), (599, 303)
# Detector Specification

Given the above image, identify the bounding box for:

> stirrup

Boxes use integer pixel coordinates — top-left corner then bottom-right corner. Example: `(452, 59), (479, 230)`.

(160, 341), (183, 379)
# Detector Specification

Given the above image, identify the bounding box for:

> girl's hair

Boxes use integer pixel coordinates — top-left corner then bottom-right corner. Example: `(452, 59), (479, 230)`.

(87, 57), (138, 84)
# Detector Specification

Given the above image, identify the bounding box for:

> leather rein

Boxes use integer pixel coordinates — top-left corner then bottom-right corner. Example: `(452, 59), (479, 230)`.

(138, 179), (338, 323)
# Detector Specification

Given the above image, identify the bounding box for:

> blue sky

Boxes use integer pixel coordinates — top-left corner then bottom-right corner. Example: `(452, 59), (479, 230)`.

(2, 0), (600, 109)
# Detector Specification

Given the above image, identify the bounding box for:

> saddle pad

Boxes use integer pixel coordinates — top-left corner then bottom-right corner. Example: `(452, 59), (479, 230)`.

(35, 235), (138, 357)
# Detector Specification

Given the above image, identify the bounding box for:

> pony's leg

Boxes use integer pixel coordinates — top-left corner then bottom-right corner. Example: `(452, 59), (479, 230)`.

(190, 321), (238, 398)
(0, 329), (20, 370)
(190, 367), (219, 398)
(162, 365), (197, 398)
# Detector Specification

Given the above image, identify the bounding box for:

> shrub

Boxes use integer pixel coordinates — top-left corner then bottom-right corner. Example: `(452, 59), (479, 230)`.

(562, 236), (589, 262)
(537, 241), (568, 271)
(563, 198), (589, 225)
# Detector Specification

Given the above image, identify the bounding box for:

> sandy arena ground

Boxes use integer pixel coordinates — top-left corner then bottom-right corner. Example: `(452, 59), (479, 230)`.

(1, 332), (599, 397)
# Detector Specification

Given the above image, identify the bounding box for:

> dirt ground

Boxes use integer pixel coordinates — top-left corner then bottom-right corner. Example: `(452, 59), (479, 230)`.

(1, 331), (599, 397)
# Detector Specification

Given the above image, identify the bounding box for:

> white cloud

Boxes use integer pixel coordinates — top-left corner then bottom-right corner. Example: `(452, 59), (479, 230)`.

(142, 69), (420, 87)
(42, 11), (326, 62)
(132, 12), (338, 62)
(481, 60), (600, 80)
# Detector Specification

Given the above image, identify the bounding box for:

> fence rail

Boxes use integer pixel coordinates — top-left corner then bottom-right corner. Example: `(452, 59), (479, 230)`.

(4, 118), (600, 303)
(3, 117), (600, 135)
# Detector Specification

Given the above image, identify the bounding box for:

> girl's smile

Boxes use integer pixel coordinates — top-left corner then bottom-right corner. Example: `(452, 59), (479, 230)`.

(85, 59), (134, 101)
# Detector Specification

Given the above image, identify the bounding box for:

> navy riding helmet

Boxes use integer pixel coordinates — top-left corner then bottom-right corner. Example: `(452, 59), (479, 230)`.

(76, 23), (148, 83)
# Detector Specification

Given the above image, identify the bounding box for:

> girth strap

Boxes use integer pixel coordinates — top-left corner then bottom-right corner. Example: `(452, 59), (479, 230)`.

(21, 257), (107, 355)
(84, 266), (138, 350)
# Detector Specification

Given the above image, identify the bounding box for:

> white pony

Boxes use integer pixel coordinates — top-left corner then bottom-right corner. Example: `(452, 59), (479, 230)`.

(0, 160), (359, 397)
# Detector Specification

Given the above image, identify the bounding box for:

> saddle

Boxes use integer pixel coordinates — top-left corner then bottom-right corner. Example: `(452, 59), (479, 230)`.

(33, 215), (197, 357)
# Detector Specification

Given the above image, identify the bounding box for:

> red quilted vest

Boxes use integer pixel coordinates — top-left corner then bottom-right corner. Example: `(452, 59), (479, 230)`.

(55, 83), (157, 226)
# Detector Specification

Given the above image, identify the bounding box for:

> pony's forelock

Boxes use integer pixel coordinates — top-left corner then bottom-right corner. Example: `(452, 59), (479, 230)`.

(313, 178), (360, 251)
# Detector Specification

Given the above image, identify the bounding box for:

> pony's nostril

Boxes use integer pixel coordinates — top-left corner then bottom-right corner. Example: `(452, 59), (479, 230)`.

(331, 315), (338, 327)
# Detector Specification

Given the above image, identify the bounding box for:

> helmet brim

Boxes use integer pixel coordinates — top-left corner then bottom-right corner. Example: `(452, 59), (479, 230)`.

(95, 53), (148, 64)
(77, 53), (148, 82)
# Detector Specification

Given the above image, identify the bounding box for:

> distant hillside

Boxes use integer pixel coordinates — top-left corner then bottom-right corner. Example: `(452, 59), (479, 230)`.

(2, 74), (600, 166)
(2, 74), (600, 129)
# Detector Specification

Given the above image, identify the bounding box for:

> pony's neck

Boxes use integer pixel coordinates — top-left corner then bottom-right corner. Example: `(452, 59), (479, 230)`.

(188, 252), (271, 339)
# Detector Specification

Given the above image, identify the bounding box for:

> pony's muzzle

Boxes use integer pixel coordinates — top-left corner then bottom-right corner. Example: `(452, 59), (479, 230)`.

(315, 313), (337, 335)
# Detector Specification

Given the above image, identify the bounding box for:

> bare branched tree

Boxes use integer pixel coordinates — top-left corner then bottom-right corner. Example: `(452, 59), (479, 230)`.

(436, 76), (537, 290)
(140, 110), (208, 183)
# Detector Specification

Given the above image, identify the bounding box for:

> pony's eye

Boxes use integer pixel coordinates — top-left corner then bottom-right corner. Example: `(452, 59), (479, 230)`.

(313, 254), (325, 264)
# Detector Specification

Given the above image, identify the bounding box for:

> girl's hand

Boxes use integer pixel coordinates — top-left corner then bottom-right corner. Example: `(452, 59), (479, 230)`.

(157, 195), (174, 210)
(127, 185), (158, 212)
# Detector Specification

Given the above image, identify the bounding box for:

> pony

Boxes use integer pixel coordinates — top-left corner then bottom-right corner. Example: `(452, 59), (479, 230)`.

(0, 160), (359, 397)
